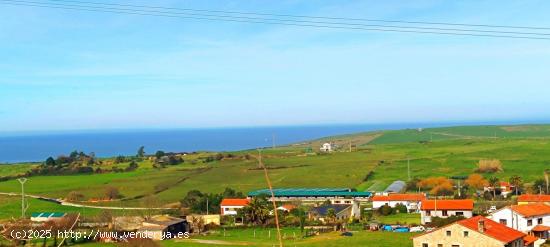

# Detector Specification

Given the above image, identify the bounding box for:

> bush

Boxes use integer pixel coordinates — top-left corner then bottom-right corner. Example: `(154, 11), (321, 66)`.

(475, 159), (503, 173)
(378, 205), (393, 216)
(393, 203), (408, 214)
(429, 216), (465, 227)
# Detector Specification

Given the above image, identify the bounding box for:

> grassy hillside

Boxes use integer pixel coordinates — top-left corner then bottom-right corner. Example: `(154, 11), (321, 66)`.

(1, 124), (550, 212)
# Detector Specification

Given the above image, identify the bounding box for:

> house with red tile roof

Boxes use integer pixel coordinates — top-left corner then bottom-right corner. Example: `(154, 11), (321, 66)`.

(419, 199), (474, 225)
(490, 203), (550, 234)
(220, 198), (249, 216)
(372, 193), (425, 213)
(413, 216), (539, 247)
(518, 194), (550, 205)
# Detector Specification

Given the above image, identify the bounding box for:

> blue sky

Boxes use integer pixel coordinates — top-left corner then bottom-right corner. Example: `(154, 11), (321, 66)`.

(1, 0), (550, 132)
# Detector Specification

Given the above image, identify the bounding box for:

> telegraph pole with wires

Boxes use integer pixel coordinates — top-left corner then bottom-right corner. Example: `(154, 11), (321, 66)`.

(258, 149), (283, 247)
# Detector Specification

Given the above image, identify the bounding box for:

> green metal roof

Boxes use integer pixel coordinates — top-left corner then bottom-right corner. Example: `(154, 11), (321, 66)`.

(248, 188), (371, 197)
(31, 212), (66, 218)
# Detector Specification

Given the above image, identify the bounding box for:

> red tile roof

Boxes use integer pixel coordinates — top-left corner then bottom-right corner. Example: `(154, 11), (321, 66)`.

(220, 198), (249, 207)
(531, 225), (550, 232)
(420, 199), (474, 210)
(510, 203), (550, 217)
(523, 235), (538, 246)
(518, 194), (550, 202)
(372, 194), (425, 202)
(458, 216), (525, 243)
(279, 204), (296, 211)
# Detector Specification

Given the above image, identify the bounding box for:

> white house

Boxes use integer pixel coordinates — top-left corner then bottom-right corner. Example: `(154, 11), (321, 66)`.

(220, 198), (249, 216)
(372, 193), (426, 212)
(420, 199), (474, 225)
(490, 203), (550, 233)
(320, 143), (332, 152)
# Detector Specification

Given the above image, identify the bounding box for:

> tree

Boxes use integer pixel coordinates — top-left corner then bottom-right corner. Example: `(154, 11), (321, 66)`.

(465, 174), (488, 190)
(104, 186), (120, 200)
(155, 151), (166, 159)
(533, 179), (546, 194)
(114, 155), (126, 164)
(418, 177), (455, 197)
(326, 208), (336, 223)
(45, 157), (56, 166)
(242, 195), (271, 225)
(509, 175), (522, 196)
(488, 177), (500, 199)
(137, 146), (145, 158)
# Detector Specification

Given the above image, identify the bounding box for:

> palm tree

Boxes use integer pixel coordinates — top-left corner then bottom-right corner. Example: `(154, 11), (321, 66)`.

(489, 177), (500, 199)
(326, 208), (336, 223)
(509, 175), (522, 196)
(244, 196), (270, 225)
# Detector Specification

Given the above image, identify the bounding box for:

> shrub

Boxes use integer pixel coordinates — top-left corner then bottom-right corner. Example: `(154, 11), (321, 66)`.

(429, 215), (465, 227)
(393, 203), (408, 214)
(378, 205), (393, 216)
(475, 159), (503, 173)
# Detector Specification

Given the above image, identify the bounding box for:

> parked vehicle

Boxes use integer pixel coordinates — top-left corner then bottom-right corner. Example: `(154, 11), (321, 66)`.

(341, 232), (353, 237)
(409, 226), (425, 232)
(393, 227), (409, 233)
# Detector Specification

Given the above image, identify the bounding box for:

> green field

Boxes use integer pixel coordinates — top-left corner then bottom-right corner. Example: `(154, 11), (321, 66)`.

(1, 124), (550, 211)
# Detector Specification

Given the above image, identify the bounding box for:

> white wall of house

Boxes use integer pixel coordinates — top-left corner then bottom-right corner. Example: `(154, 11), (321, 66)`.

(420, 210), (473, 225)
(490, 208), (550, 232)
(221, 206), (244, 216)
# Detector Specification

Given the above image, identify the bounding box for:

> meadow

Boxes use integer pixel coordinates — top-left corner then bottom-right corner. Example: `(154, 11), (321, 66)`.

(1, 124), (550, 213)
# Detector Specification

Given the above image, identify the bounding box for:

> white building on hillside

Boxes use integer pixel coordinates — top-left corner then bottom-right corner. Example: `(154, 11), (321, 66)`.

(490, 203), (550, 233)
(320, 143), (332, 152)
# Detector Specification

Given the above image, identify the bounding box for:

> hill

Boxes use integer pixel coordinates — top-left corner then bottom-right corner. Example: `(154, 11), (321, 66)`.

(1, 124), (550, 214)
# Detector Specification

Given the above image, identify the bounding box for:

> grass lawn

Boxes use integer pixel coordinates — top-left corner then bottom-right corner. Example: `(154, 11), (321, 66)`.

(375, 213), (421, 225)
(0, 195), (101, 219)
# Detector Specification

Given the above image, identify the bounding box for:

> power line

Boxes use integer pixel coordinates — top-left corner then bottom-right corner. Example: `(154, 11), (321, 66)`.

(6, 0), (550, 37)
(2, 0), (550, 40)
(46, 0), (550, 31)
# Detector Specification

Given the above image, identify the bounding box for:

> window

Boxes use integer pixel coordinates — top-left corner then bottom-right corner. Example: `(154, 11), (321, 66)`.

(527, 219), (533, 226)
(446, 230), (451, 236)
(437, 244), (442, 247)
(538, 218), (543, 224)
(452, 245), (460, 247)
(422, 244), (428, 247)
(426, 210), (431, 215)
(463, 231), (469, 237)
(499, 219), (507, 225)
(455, 211), (464, 216)
(442, 210), (448, 216)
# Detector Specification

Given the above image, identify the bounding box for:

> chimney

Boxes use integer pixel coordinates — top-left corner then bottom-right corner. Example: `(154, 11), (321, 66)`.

(478, 219), (485, 233)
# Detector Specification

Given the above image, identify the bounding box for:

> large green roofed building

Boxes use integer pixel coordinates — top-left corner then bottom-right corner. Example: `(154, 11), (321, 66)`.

(247, 188), (371, 203)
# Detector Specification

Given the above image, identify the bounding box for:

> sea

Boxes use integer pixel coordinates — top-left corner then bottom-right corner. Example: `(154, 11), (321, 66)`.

(0, 121), (536, 163)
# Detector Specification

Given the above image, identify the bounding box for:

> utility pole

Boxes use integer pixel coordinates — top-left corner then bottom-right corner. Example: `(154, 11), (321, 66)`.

(272, 133), (276, 149)
(407, 157), (411, 181)
(18, 178), (27, 218)
(258, 149), (283, 247)
(458, 180), (461, 197)
(349, 141), (352, 152)
(206, 198), (209, 215)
